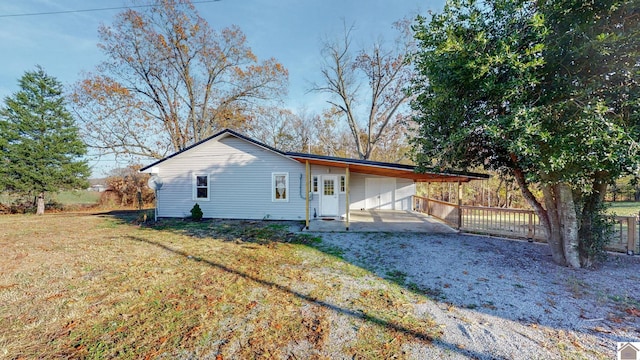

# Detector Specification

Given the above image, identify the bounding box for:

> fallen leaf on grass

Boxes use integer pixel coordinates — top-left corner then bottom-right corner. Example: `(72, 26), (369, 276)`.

(45, 293), (64, 301)
(0, 283), (18, 291)
(609, 316), (624, 324)
(591, 326), (612, 334)
(246, 301), (258, 310)
(482, 303), (497, 310)
(625, 308), (640, 317)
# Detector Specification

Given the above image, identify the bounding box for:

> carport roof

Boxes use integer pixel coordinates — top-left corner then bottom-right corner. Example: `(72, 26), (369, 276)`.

(287, 152), (489, 183)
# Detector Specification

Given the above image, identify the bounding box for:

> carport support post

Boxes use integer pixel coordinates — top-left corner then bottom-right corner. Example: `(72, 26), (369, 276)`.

(457, 179), (462, 230)
(305, 160), (310, 229)
(345, 166), (350, 231)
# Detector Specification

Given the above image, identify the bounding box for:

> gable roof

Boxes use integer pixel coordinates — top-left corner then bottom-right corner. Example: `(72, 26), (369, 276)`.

(139, 128), (289, 172)
(140, 128), (489, 182)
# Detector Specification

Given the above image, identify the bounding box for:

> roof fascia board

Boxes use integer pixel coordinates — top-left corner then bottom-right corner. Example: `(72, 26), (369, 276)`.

(288, 153), (489, 180)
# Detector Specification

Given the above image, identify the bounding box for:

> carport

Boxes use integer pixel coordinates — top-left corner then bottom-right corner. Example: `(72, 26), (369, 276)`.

(288, 153), (489, 231)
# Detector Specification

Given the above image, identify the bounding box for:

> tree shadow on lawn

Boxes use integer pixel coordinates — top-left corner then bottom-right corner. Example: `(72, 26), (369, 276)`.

(103, 213), (640, 355)
(96, 213), (510, 359)
(93, 209), (153, 222)
(124, 233), (510, 360)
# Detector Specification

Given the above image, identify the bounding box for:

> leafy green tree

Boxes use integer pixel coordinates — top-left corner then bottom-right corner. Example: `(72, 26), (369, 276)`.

(410, 0), (640, 267)
(0, 66), (90, 214)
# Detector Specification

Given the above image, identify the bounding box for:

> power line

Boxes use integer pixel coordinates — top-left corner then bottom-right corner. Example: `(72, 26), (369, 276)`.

(0, 1), (221, 18)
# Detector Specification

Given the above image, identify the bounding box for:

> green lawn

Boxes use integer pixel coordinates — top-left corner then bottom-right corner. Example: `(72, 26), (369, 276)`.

(606, 201), (640, 217)
(51, 190), (101, 205)
(0, 190), (101, 207)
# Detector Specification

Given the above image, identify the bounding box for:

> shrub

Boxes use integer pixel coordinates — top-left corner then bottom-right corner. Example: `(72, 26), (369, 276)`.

(190, 203), (203, 221)
(104, 164), (155, 208)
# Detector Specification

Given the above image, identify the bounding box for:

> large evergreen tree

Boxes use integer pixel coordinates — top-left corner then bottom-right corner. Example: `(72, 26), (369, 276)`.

(410, 0), (640, 267)
(0, 66), (90, 214)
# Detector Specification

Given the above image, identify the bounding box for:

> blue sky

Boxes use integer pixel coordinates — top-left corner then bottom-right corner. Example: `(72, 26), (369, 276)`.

(0, 0), (445, 175)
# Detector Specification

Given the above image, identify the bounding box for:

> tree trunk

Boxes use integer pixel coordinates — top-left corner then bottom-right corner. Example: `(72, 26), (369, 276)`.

(556, 183), (581, 268)
(539, 184), (568, 266)
(512, 167), (568, 266)
(577, 177), (608, 267)
(36, 192), (45, 215)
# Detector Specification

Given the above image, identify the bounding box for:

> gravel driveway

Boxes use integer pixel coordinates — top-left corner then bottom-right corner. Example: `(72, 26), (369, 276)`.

(317, 231), (640, 359)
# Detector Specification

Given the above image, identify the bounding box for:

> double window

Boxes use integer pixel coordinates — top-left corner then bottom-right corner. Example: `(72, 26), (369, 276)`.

(193, 174), (210, 201)
(272, 172), (289, 202)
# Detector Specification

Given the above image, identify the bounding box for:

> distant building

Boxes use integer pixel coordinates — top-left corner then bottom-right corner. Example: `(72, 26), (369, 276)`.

(88, 184), (107, 192)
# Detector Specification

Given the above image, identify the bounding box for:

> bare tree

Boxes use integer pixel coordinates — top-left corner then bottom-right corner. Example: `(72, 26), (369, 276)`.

(312, 20), (414, 160)
(72, 0), (288, 160)
(248, 107), (298, 151)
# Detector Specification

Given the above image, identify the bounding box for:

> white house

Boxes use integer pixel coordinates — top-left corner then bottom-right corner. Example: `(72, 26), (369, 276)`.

(140, 129), (487, 228)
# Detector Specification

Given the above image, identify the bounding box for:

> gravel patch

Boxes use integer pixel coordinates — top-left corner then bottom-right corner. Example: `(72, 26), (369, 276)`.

(316, 231), (640, 359)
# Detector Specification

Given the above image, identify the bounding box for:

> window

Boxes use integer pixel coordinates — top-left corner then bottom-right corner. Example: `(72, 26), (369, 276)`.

(193, 174), (210, 201)
(272, 172), (289, 202)
(340, 175), (346, 193)
(323, 178), (335, 196)
(311, 175), (318, 193)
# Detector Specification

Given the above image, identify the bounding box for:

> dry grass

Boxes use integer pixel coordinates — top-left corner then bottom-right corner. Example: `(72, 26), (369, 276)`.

(0, 213), (440, 359)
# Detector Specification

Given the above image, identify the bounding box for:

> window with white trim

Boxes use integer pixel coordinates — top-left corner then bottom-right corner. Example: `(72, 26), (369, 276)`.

(193, 174), (210, 201)
(340, 175), (346, 193)
(272, 172), (289, 202)
(311, 175), (319, 193)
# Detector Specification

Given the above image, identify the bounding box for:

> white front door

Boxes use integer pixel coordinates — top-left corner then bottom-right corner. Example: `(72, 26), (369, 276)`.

(365, 178), (395, 210)
(320, 176), (339, 216)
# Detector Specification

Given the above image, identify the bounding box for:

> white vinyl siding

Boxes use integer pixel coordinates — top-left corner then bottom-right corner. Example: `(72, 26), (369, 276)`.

(348, 174), (414, 211)
(153, 135), (305, 220)
(394, 178), (416, 210)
